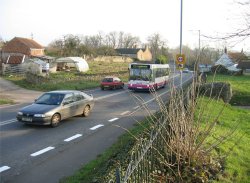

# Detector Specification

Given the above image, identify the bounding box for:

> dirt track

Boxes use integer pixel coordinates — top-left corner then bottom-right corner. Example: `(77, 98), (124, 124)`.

(0, 77), (42, 104)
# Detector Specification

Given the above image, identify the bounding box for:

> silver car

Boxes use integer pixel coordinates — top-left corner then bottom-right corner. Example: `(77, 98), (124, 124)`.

(17, 90), (94, 127)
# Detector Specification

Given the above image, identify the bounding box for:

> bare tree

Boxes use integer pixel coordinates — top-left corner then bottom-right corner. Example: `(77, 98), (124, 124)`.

(0, 35), (4, 48)
(147, 33), (168, 60)
(203, 0), (250, 46)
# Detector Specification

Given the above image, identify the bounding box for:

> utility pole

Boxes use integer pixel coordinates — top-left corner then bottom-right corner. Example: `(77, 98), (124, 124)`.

(180, 0), (183, 55)
(180, 0), (183, 86)
(198, 30), (201, 64)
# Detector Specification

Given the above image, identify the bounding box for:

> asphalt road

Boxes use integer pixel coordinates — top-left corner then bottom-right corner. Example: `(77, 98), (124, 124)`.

(0, 73), (193, 183)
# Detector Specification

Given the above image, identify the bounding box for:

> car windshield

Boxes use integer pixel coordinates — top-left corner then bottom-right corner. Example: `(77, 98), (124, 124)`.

(35, 93), (65, 105)
(102, 78), (113, 82)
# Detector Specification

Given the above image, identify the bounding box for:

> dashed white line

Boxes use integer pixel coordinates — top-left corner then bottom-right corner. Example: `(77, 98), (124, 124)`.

(90, 124), (104, 130)
(133, 106), (139, 110)
(108, 118), (119, 122)
(0, 166), (10, 173)
(64, 134), (82, 142)
(120, 111), (130, 115)
(30, 146), (55, 157)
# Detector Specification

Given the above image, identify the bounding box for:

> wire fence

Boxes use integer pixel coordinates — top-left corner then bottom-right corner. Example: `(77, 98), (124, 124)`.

(108, 81), (193, 183)
(108, 113), (169, 183)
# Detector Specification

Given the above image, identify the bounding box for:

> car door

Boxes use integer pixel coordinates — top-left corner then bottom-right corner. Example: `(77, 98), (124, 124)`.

(114, 77), (122, 87)
(74, 92), (86, 115)
(61, 93), (76, 119)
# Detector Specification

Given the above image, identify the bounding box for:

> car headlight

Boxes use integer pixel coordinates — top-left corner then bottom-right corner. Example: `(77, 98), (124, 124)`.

(18, 112), (23, 115)
(34, 114), (46, 117)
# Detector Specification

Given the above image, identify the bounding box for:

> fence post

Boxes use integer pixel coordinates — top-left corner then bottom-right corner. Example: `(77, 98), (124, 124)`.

(116, 168), (121, 183)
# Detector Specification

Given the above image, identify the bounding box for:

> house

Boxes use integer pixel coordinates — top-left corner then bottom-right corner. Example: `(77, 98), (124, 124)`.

(211, 48), (242, 74)
(1, 37), (45, 64)
(115, 46), (152, 61)
(228, 50), (248, 63)
(237, 59), (250, 74)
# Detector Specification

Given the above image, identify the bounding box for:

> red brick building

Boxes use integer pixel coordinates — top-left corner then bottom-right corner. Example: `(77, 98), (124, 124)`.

(1, 37), (44, 64)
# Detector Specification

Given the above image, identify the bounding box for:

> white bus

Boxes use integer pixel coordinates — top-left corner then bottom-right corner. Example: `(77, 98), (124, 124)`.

(128, 63), (170, 91)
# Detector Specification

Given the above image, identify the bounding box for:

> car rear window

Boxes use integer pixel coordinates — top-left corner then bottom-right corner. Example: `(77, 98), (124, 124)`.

(102, 78), (113, 82)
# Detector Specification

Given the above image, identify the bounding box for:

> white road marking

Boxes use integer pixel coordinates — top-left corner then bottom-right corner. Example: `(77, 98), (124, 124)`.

(120, 111), (130, 115)
(0, 103), (22, 109)
(0, 119), (18, 126)
(133, 106), (139, 110)
(0, 166), (10, 173)
(95, 90), (127, 101)
(108, 118), (119, 122)
(90, 124), (104, 130)
(30, 146), (55, 157)
(64, 134), (82, 142)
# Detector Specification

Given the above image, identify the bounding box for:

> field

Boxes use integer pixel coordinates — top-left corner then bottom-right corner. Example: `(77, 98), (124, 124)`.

(3, 61), (130, 92)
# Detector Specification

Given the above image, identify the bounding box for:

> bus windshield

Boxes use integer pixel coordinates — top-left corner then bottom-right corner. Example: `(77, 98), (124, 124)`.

(129, 68), (152, 81)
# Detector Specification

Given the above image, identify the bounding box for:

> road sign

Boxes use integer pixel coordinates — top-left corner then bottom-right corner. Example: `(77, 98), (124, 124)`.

(177, 64), (184, 70)
(176, 54), (186, 64)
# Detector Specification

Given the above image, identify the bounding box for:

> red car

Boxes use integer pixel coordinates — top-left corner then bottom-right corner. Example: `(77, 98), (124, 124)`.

(100, 76), (124, 90)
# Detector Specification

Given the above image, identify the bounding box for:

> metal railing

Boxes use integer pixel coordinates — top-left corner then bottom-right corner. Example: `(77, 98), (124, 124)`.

(2, 64), (26, 76)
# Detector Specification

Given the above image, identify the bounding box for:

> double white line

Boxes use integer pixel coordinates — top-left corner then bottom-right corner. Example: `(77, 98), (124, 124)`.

(0, 119), (17, 126)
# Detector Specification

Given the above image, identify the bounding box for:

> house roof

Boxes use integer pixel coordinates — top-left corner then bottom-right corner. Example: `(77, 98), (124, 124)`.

(2, 37), (44, 53)
(14, 37), (44, 49)
(116, 48), (144, 55)
(227, 64), (241, 72)
(215, 53), (234, 67)
(237, 60), (250, 69)
(228, 52), (248, 62)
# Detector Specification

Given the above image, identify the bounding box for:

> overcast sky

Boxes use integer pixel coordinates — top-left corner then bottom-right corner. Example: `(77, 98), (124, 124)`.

(0, 0), (249, 52)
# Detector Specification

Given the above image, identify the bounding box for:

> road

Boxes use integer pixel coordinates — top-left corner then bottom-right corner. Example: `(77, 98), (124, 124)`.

(0, 73), (193, 183)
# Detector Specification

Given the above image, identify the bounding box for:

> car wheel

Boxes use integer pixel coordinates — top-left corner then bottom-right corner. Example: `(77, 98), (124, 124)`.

(121, 84), (124, 89)
(83, 105), (90, 117)
(51, 113), (61, 127)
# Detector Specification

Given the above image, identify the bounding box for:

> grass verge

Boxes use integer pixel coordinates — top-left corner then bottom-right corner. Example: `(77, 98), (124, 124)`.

(196, 98), (250, 183)
(207, 74), (250, 106)
(0, 97), (15, 105)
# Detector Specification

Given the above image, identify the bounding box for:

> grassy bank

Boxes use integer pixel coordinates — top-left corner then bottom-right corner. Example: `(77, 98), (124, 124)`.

(208, 74), (250, 106)
(197, 98), (250, 183)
